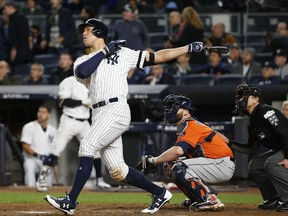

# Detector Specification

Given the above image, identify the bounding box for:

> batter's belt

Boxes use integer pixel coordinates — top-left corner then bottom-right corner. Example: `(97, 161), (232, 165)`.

(92, 97), (118, 109)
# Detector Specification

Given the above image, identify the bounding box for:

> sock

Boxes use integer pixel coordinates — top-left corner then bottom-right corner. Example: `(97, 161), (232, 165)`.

(124, 167), (163, 195)
(68, 157), (94, 205)
(93, 158), (102, 178)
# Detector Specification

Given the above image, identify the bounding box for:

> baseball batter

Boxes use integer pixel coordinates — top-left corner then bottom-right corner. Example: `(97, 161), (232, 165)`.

(36, 76), (111, 192)
(44, 18), (204, 215)
(21, 104), (56, 188)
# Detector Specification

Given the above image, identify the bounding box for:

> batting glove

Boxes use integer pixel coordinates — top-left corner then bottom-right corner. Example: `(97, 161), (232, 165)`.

(188, 41), (204, 53)
(104, 40), (127, 56)
(33, 153), (47, 162)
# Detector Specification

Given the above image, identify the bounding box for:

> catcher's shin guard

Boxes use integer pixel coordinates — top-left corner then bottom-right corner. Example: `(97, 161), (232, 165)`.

(170, 162), (211, 203)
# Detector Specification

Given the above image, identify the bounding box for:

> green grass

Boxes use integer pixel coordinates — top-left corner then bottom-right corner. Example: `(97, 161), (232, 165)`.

(0, 191), (262, 204)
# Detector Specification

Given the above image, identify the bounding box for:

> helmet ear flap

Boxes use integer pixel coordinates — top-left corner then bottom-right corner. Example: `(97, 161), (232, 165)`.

(92, 28), (104, 38)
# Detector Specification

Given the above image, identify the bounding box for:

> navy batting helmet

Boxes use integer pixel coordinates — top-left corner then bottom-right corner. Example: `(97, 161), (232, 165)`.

(233, 83), (262, 113)
(78, 18), (108, 39)
(162, 94), (196, 124)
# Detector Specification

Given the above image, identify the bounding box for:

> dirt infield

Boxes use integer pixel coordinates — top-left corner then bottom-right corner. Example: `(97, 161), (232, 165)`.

(0, 187), (285, 216)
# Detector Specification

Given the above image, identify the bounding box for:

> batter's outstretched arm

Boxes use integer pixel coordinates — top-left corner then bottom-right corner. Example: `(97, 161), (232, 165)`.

(151, 42), (203, 64)
(75, 51), (106, 79)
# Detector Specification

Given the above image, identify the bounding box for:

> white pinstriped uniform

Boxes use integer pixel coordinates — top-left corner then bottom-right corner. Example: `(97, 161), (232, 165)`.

(74, 47), (147, 178)
(21, 121), (56, 187)
(49, 76), (100, 159)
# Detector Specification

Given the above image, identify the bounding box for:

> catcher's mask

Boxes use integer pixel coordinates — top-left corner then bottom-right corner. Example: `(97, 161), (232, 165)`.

(162, 94), (196, 124)
(233, 83), (262, 113)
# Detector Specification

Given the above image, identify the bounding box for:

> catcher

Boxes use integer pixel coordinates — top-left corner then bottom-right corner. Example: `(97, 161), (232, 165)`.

(137, 94), (235, 211)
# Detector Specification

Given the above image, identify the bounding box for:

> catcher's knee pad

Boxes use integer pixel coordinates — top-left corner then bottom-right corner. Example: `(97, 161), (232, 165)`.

(109, 164), (129, 182)
(43, 154), (58, 167)
(170, 163), (211, 203)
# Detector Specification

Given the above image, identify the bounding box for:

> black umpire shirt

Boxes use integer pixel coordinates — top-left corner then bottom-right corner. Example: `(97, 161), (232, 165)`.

(230, 103), (288, 159)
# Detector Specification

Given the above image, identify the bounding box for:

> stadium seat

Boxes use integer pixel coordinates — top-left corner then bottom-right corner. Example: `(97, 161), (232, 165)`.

(214, 74), (244, 86)
(34, 54), (59, 66)
(182, 74), (215, 86)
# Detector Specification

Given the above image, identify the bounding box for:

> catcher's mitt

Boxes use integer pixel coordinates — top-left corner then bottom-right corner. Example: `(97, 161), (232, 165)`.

(136, 155), (158, 175)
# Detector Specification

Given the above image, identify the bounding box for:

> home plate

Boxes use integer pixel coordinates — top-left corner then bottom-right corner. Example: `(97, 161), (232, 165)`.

(16, 211), (52, 214)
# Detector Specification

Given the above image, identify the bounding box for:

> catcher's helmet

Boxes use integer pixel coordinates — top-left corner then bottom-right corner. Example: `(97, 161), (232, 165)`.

(162, 94), (196, 124)
(233, 83), (262, 113)
(78, 18), (108, 38)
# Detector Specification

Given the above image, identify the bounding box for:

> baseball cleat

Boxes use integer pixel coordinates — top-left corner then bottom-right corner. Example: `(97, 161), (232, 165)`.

(44, 192), (77, 215)
(36, 179), (48, 192)
(141, 188), (172, 214)
(96, 177), (112, 189)
(258, 199), (283, 210)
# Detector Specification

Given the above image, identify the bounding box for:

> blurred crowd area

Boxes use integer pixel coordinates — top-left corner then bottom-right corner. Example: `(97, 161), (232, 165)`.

(0, 0), (288, 87)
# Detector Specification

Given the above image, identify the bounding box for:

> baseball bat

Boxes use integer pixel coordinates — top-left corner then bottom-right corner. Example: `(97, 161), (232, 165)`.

(204, 46), (230, 54)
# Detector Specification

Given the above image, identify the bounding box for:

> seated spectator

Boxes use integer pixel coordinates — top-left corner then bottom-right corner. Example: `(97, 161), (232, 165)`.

(274, 48), (288, 79)
(20, 0), (44, 15)
(271, 21), (288, 52)
(231, 47), (262, 82)
(222, 44), (241, 66)
(127, 68), (146, 84)
(142, 64), (175, 85)
(281, 100), (288, 118)
(261, 32), (274, 53)
(79, 5), (97, 22)
(0, 60), (19, 85)
(197, 51), (231, 77)
(21, 63), (48, 85)
(49, 52), (74, 85)
(29, 24), (47, 55)
(250, 61), (281, 85)
(164, 10), (181, 49)
(167, 53), (193, 76)
(207, 22), (237, 46)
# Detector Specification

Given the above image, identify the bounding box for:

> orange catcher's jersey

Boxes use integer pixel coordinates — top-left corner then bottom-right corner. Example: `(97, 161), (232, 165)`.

(175, 118), (234, 159)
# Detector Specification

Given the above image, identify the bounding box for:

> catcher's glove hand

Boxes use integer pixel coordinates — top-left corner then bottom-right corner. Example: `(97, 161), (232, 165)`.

(136, 155), (158, 175)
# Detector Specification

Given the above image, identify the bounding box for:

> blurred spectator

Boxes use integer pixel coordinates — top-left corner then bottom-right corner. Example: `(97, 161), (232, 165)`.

(62, 0), (83, 14)
(2, 1), (32, 66)
(274, 48), (288, 79)
(0, 60), (19, 85)
(153, 0), (178, 13)
(261, 32), (274, 53)
(0, 14), (9, 50)
(113, 4), (150, 50)
(0, 30), (6, 60)
(167, 53), (193, 76)
(281, 100), (288, 118)
(197, 51), (231, 77)
(271, 21), (288, 52)
(29, 24), (47, 55)
(222, 44), (241, 66)
(21, 63), (48, 85)
(231, 47), (261, 82)
(127, 68), (146, 84)
(41, 0), (77, 55)
(176, 6), (207, 65)
(20, 0), (44, 15)
(250, 61), (281, 85)
(79, 5), (96, 22)
(207, 22), (237, 47)
(49, 52), (73, 84)
(164, 10), (181, 49)
(142, 64), (175, 85)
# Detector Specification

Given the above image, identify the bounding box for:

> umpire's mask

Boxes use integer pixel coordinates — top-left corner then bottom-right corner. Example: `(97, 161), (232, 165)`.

(233, 83), (262, 113)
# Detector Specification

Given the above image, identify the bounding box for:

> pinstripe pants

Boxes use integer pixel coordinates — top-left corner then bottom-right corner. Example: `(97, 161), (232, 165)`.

(79, 100), (131, 178)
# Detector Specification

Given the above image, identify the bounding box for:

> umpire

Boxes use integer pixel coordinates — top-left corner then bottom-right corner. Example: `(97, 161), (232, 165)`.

(229, 83), (288, 212)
